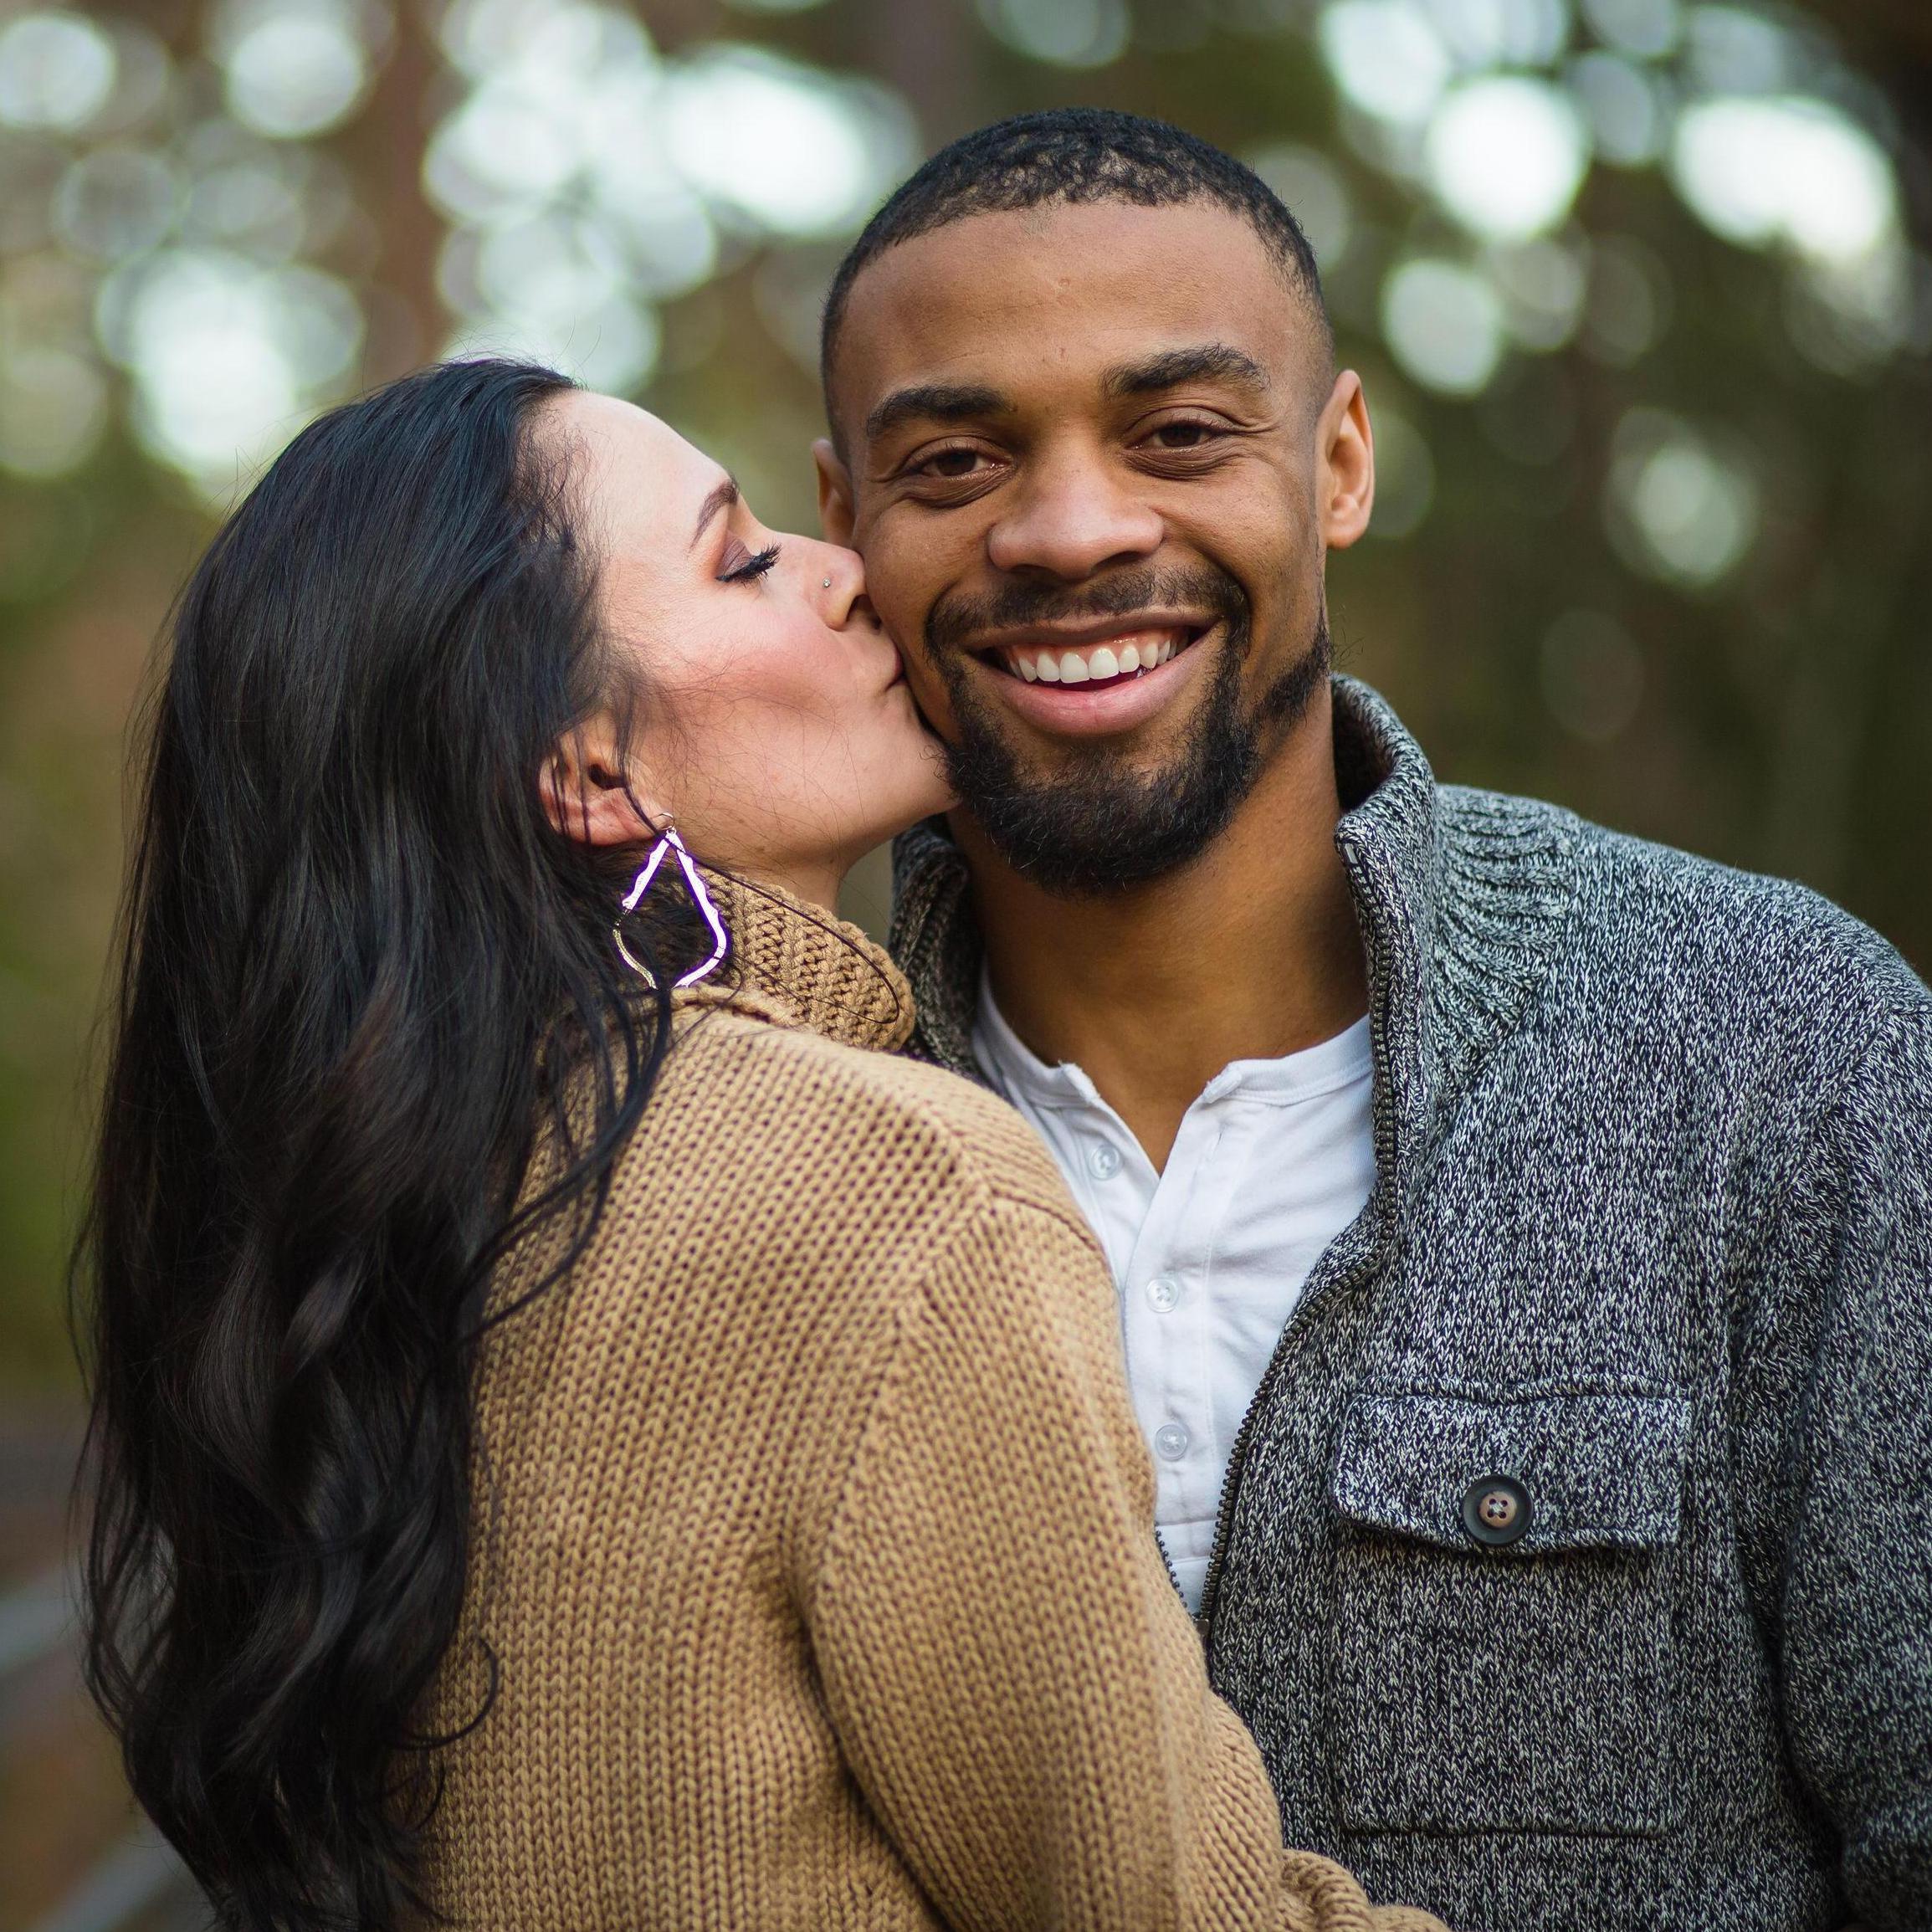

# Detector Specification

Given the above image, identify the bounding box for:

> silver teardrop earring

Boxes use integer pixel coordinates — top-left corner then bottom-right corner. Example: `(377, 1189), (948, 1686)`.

(613, 825), (729, 988)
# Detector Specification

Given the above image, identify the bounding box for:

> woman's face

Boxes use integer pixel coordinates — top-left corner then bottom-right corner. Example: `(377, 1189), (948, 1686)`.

(551, 391), (952, 897)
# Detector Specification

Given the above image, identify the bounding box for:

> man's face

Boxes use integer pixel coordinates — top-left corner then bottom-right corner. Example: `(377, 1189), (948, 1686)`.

(817, 197), (1374, 895)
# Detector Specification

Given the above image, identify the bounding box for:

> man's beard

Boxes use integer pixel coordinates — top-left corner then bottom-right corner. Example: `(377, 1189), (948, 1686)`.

(927, 564), (1332, 899)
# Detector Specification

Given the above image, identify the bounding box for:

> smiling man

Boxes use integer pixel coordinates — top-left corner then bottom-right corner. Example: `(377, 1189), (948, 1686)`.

(815, 110), (1931, 1932)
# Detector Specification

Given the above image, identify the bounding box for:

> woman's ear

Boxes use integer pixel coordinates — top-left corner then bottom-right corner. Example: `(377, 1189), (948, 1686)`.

(541, 716), (664, 847)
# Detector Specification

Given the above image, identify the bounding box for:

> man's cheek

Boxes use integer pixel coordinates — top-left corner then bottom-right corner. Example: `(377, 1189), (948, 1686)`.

(900, 643), (961, 742)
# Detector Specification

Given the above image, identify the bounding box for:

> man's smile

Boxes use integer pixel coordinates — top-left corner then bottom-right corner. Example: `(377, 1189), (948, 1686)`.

(958, 607), (1212, 679)
(953, 612), (1222, 736)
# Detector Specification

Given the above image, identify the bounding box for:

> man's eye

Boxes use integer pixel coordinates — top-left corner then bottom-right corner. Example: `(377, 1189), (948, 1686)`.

(1148, 421), (1220, 449)
(914, 447), (991, 479)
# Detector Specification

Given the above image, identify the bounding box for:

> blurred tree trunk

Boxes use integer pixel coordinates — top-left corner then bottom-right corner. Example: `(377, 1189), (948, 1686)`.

(1833, 1), (1932, 141)
(353, 3), (443, 381)
(858, 0), (986, 146)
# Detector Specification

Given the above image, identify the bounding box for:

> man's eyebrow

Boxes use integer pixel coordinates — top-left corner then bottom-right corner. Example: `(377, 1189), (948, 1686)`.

(689, 474), (738, 551)
(864, 382), (1009, 445)
(1103, 344), (1271, 398)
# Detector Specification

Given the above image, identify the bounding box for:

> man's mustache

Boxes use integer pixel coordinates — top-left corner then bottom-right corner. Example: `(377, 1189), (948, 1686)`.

(925, 564), (1250, 659)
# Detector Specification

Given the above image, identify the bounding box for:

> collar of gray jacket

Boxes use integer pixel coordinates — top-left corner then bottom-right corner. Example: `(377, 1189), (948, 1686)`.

(886, 675), (1578, 1212)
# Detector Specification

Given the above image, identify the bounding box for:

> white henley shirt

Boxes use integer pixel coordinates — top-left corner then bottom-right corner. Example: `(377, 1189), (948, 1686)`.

(972, 974), (1376, 1611)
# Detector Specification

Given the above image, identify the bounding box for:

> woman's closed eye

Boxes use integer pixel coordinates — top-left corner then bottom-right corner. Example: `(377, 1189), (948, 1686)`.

(718, 537), (780, 585)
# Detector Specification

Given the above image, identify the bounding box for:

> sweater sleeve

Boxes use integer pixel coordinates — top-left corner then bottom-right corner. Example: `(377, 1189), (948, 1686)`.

(802, 1181), (1438, 1932)
(1748, 992), (1932, 1931)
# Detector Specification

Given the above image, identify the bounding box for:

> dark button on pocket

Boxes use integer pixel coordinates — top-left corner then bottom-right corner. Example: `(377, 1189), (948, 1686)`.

(1461, 1473), (1531, 1546)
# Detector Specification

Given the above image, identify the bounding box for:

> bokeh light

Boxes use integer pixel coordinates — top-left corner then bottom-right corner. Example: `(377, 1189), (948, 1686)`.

(1490, 238), (1588, 351)
(1579, 0), (1682, 60)
(1382, 257), (1507, 394)
(1248, 143), (1355, 269)
(1567, 49), (1667, 165)
(661, 45), (917, 237)
(0, 0), (1910, 520)
(217, 0), (375, 142)
(425, 3), (914, 390)
(1605, 406), (1760, 587)
(1427, 0), (1569, 69)
(1671, 95), (1897, 267)
(976, 0), (1130, 69)
(0, 12), (117, 134)
(1425, 76), (1589, 242)
(52, 148), (180, 261)
(103, 250), (363, 485)
(0, 0), (387, 501)
(1319, 1), (1452, 127)
(0, 341), (109, 477)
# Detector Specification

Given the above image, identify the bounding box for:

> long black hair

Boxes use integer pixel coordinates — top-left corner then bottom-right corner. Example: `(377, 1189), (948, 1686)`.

(78, 360), (699, 1931)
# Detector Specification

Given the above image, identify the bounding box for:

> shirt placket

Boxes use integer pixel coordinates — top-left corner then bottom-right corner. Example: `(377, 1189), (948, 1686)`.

(1118, 1110), (1225, 1569)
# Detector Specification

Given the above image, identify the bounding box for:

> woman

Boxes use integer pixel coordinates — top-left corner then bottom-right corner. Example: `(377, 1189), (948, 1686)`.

(80, 361), (1438, 1932)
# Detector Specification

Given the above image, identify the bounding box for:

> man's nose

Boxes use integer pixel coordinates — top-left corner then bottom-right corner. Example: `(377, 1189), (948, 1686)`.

(985, 446), (1163, 581)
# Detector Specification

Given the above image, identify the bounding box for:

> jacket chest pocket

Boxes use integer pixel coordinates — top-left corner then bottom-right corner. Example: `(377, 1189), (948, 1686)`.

(1326, 1388), (1689, 1838)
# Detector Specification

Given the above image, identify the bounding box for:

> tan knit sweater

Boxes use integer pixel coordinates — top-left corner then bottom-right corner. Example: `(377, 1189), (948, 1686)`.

(419, 880), (1443, 1932)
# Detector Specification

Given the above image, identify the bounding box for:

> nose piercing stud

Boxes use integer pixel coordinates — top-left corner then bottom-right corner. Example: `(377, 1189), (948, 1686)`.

(823, 576), (833, 588)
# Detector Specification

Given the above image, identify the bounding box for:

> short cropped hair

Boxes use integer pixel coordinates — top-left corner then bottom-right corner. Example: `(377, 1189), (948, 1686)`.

(819, 107), (1332, 411)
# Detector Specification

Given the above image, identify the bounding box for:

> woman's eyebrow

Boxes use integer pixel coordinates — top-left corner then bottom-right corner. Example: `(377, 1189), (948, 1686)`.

(689, 474), (740, 551)
(1103, 344), (1270, 397)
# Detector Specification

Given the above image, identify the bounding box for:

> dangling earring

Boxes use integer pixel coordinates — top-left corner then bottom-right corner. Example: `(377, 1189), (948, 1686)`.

(613, 825), (729, 987)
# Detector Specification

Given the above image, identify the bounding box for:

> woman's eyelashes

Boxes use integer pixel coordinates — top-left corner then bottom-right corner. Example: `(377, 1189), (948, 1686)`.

(718, 538), (781, 585)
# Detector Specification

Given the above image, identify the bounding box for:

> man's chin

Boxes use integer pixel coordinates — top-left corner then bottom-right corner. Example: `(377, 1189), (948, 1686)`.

(935, 616), (1331, 899)
(940, 638), (1261, 899)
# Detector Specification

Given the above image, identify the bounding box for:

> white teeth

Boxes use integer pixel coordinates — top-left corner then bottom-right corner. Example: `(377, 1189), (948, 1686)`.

(1001, 632), (1191, 684)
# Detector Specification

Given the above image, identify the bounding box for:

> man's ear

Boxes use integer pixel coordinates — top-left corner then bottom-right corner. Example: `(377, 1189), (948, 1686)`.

(814, 438), (856, 547)
(541, 715), (664, 848)
(1318, 370), (1375, 552)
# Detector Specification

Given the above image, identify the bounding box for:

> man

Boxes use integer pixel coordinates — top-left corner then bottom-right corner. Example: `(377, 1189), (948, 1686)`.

(812, 110), (1932, 1932)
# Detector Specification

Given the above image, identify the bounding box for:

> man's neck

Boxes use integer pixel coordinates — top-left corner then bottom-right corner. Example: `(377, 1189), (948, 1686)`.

(961, 695), (1369, 1174)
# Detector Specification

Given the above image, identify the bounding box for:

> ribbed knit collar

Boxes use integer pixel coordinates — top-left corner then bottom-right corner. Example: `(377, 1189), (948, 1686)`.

(887, 675), (1576, 1207)
(674, 872), (915, 1054)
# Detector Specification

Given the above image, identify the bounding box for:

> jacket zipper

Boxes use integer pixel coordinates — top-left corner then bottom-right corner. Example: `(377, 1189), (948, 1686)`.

(1156, 1530), (1187, 1605)
(1193, 903), (1403, 1645)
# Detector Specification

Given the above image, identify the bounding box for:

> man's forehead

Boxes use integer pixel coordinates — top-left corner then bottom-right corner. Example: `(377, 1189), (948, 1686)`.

(829, 199), (1306, 424)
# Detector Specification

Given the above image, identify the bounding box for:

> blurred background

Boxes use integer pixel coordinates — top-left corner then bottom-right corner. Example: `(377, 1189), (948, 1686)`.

(0, 0), (1927, 1923)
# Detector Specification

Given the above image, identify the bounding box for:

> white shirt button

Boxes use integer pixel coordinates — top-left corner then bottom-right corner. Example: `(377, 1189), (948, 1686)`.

(1145, 1273), (1181, 1312)
(1087, 1141), (1122, 1181)
(1153, 1422), (1190, 1461)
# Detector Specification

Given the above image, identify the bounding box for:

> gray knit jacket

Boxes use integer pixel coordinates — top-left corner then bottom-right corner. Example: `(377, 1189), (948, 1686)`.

(888, 677), (1932, 1932)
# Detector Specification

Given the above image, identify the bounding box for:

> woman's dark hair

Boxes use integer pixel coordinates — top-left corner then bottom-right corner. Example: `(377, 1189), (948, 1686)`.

(77, 359), (697, 1931)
